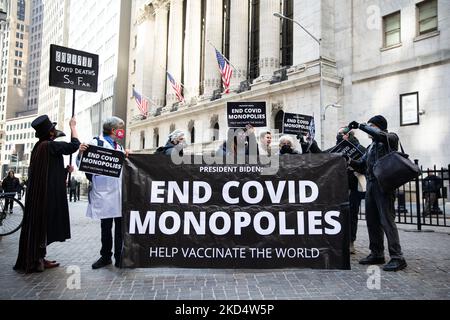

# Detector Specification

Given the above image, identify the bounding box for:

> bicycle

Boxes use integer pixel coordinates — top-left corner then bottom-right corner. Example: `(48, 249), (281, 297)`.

(0, 192), (25, 236)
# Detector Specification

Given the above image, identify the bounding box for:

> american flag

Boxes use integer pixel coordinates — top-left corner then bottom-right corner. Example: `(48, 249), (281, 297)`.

(215, 48), (233, 94)
(132, 88), (149, 116)
(167, 72), (185, 103)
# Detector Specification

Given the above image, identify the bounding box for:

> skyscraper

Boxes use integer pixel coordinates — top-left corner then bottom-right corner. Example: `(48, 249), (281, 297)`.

(65, 0), (131, 141)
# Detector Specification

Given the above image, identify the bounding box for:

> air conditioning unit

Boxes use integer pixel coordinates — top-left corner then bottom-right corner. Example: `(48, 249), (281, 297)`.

(210, 89), (222, 101)
(269, 67), (288, 84)
(237, 80), (251, 93)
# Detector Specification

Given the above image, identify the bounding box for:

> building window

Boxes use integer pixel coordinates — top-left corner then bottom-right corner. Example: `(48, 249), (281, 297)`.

(140, 131), (145, 150)
(17, 0), (26, 22)
(274, 110), (284, 133)
(383, 11), (401, 47)
(223, 0), (231, 59)
(153, 128), (160, 148)
(212, 122), (219, 141)
(281, 0), (293, 67)
(190, 126), (195, 144)
(249, 0), (260, 80)
(132, 59), (136, 74)
(417, 0), (438, 35)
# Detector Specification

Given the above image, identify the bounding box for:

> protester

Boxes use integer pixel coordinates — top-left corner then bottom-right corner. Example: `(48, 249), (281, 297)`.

(78, 117), (128, 269)
(76, 180), (81, 201)
(298, 134), (321, 154)
(14, 115), (80, 273)
(348, 115), (407, 271)
(69, 177), (77, 202)
(217, 125), (258, 158)
(335, 127), (366, 254)
(156, 129), (187, 156)
(422, 171), (443, 216)
(258, 131), (273, 156)
(278, 135), (301, 155)
(2, 170), (21, 213)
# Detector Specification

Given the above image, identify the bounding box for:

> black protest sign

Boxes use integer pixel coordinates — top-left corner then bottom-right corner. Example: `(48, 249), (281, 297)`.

(283, 113), (314, 135)
(49, 44), (99, 92)
(78, 145), (125, 178)
(122, 154), (350, 270)
(227, 102), (267, 128)
(328, 140), (364, 160)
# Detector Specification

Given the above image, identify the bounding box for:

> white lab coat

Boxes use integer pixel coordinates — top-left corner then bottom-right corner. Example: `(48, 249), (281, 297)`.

(86, 136), (124, 220)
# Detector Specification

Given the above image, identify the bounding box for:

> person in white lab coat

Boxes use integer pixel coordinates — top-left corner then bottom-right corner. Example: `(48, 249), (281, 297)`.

(78, 117), (128, 269)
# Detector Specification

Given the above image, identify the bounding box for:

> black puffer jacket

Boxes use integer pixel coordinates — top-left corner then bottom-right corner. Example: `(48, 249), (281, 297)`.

(2, 176), (21, 193)
(350, 124), (399, 182)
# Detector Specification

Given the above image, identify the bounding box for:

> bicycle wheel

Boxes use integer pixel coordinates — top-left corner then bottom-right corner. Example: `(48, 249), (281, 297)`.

(0, 195), (24, 236)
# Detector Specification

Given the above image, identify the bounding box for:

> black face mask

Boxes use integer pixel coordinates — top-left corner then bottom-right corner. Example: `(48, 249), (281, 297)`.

(336, 135), (344, 144)
(280, 145), (294, 155)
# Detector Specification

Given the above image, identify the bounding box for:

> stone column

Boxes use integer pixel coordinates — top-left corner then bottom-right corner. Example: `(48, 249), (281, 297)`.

(258, 0), (280, 81)
(135, 5), (155, 100)
(203, 0), (223, 98)
(229, 0), (249, 89)
(151, 0), (169, 107)
(166, 0), (184, 106)
(183, 0), (201, 103)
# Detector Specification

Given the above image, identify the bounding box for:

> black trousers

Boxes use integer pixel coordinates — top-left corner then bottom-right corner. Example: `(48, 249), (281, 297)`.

(100, 217), (123, 261)
(365, 181), (403, 259)
(349, 190), (364, 243)
(4, 195), (15, 212)
(69, 189), (77, 202)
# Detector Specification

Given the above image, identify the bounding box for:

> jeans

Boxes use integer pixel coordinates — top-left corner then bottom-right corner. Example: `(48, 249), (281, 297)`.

(365, 180), (403, 259)
(100, 217), (123, 261)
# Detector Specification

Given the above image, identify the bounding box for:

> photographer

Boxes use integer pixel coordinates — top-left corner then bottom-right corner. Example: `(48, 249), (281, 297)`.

(347, 115), (407, 272)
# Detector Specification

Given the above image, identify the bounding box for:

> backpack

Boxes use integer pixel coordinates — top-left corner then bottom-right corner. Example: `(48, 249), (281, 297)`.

(154, 146), (166, 155)
(85, 137), (104, 182)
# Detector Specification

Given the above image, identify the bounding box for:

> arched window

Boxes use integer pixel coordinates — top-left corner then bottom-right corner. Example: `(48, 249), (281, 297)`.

(153, 128), (160, 148)
(274, 110), (284, 134)
(140, 131), (145, 150)
(212, 122), (220, 141)
(190, 126), (195, 144)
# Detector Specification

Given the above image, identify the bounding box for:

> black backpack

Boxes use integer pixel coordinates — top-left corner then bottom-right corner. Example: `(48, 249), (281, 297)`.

(85, 137), (104, 182)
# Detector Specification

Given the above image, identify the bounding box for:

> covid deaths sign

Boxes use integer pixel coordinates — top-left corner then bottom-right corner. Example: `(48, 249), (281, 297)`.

(78, 145), (125, 178)
(227, 102), (267, 128)
(49, 44), (99, 92)
(122, 155), (350, 270)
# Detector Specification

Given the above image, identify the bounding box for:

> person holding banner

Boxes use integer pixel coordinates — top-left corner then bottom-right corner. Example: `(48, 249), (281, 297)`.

(258, 131), (273, 156)
(217, 125), (258, 158)
(78, 117), (127, 269)
(347, 115), (407, 272)
(14, 115), (80, 273)
(335, 127), (366, 254)
(278, 136), (301, 155)
(156, 129), (187, 156)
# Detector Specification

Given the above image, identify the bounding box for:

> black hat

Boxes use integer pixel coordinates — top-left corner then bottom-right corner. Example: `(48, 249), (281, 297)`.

(32, 115), (56, 139)
(368, 115), (388, 131)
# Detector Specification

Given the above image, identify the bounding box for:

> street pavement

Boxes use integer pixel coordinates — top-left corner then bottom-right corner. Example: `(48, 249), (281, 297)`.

(0, 200), (449, 300)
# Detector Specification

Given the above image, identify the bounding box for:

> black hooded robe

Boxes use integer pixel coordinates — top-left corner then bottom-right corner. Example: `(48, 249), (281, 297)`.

(14, 137), (80, 273)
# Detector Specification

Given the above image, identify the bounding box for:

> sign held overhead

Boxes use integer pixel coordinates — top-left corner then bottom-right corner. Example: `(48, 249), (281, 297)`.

(49, 44), (99, 92)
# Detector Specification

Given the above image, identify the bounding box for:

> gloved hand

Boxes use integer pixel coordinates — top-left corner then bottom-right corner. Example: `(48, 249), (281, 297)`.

(348, 121), (360, 130)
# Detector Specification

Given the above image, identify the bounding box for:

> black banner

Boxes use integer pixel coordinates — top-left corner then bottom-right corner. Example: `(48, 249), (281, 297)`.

(328, 140), (364, 160)
(49, 44), (99, 92)
(78, 145), (125, 178)
(283, 113), (314, 135)
(122, 154), (350, 270)
(227, 102), (267, 128)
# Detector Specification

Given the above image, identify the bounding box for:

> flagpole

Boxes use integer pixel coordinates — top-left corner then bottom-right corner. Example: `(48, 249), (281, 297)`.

(134, 87), (158, 117)
(158, 65), (189, 94)
(206, 39), (245, 80)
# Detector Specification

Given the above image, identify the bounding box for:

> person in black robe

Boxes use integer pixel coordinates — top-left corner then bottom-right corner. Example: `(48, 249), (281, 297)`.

(14, 115), (80, 273)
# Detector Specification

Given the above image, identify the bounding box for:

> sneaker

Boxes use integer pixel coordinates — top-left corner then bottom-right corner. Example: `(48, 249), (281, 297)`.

(359, 254), (385, 265)
(383, 258), (407, 272)
(350, 242), (356, 254)
(92, 257), (112, 269)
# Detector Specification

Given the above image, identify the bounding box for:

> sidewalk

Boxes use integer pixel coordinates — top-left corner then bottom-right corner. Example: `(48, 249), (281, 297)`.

(0, 201), (449, 300)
